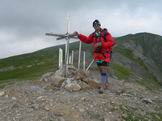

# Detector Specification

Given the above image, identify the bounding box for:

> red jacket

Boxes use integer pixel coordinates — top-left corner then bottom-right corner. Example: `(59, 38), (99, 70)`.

(78, 28), (116, 62)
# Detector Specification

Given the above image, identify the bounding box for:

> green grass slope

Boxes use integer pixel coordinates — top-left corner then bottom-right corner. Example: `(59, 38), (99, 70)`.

(0, 33), (162, 89)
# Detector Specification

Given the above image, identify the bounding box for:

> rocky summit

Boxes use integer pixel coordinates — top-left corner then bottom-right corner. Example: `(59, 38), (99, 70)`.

(0, 66), (162, 121)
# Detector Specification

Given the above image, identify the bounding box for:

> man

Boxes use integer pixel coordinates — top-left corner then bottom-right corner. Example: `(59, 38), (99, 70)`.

(73, 19), (116, 93)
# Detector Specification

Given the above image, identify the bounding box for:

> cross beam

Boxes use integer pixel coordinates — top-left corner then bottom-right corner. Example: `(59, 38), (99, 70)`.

(45, 33), (78, 40)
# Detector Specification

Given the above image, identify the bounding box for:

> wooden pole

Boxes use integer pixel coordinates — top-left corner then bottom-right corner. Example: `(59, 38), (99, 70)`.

(86, 59), (94, 71)
(78, 41), (82, 69)
(59, 48), (63, 69)
(71, 50), (74, 65)
(69, 55), (72, 65)
(83, 51), (86, 71)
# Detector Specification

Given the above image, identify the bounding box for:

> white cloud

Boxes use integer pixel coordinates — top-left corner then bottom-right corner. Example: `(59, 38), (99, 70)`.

(0, 30), (77, 58)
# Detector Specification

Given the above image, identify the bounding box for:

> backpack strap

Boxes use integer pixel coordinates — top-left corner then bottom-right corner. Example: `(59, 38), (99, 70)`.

(102, 28), (108, 41)
(91, 32), (96, 39)
(91, 28), (108, 41)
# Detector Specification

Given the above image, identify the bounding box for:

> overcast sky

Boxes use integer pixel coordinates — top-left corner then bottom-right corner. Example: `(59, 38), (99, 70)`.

(0, 0), (162, 59)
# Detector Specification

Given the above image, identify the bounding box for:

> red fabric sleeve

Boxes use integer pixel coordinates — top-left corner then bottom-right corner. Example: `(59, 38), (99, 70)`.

(102, 33), (116, 49)
(78, 34), (93, 44)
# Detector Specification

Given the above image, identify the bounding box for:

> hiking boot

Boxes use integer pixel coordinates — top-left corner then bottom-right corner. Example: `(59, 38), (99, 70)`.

(98, 87), (104, 94)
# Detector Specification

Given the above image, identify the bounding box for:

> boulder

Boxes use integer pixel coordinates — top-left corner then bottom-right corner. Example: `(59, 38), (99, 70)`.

(54, 69), (65, 77)
(62, 78), (81, 92)
(51, 75), (66, 87)
(0, 91), (5, 97)
(74, 70), (88, 80)
(66, 65), (77, 78)
(40, 68), (99, 91)
(142, 98), (153, 104)
(40, 72), (54, 82)
(40, 70), (66, 87)
(65, 83), (81, 92)
(77, 80), (90, 90)
(83, 78), (100, 89)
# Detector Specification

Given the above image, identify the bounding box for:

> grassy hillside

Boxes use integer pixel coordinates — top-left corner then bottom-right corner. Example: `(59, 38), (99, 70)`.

(0, 33), (162, 89)
(0, 42), (92, 85)
(0, 47), (57, 83)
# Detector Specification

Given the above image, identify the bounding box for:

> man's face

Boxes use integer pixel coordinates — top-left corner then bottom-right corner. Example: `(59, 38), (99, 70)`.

(93, 25), (101, 31)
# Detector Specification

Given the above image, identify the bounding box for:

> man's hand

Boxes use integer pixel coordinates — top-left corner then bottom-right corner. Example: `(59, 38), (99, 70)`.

(72, 31), (79, 36)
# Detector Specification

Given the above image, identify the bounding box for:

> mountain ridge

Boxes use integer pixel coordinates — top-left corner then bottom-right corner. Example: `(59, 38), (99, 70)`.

(0, 32), (162, 88)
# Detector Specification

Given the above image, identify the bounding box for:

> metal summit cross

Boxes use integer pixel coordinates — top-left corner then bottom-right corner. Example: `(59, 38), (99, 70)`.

(45, 15), (79, 76)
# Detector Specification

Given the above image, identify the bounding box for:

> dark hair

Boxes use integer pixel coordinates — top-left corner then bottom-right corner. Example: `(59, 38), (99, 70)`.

(93, 19), (101, 27)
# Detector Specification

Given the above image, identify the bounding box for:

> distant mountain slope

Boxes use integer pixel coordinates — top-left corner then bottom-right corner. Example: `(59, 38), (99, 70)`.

(0, 32), (162, 89)
(112, 32), (162, 89)
(117, 32), (162, 71)
(0, 42), (92, 85)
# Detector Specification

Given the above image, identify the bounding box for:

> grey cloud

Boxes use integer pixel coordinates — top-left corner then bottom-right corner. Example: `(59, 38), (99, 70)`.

(0, 0), (162, 58)
(1, 0), (162, 36)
